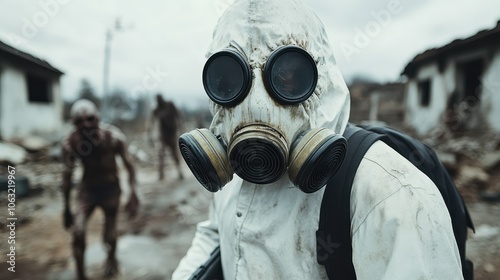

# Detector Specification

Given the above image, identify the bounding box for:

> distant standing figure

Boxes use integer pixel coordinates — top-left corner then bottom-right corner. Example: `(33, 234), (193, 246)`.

(61, 99), (139, 280)
(149, 94), (184, 180)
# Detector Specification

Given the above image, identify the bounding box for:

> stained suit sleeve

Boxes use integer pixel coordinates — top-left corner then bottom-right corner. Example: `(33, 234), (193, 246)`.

(349, 141), (463, 280)
(172, 198), (220, 280)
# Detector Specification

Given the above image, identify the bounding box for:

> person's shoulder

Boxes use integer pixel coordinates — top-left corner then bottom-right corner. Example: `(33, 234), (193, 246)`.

(351, 139), (443, 211)
(166, 101), (179, 111)
(350, 140), (449, 236)
(355, 140), (435, 190)
(100, 122), (127, 143)
(366, 140), (417, 171)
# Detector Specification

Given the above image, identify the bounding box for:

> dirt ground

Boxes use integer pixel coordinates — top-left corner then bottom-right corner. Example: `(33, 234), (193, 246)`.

(0, 130), (213, 280)
(0, 129), (499, 280)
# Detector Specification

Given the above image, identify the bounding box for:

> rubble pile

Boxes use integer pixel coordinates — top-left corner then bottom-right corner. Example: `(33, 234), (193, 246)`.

(0, 141), (27, 166)
(423, 125), (500, 201)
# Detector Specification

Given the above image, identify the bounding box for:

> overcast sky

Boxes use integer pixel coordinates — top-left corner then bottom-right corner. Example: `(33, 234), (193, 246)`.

(1, 0), (500, 109)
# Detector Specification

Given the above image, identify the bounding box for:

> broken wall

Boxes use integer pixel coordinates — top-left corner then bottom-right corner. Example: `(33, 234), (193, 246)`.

(0, 63), (63, 142)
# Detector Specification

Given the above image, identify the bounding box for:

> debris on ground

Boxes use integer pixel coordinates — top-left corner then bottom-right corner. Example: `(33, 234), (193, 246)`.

(0, 141), (27, 165)
(0, 124), (499, 279)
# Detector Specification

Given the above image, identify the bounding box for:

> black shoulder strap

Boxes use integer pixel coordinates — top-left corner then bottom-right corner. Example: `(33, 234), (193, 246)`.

(317, 124), (384, 279)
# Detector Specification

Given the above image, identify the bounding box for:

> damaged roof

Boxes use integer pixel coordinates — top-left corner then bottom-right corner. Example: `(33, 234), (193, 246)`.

(0, 39), (64, 75)
(402, 20), (500, 77)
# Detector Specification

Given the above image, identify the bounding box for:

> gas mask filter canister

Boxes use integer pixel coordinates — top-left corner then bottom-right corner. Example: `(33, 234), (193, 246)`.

(178, 129), (233, 192)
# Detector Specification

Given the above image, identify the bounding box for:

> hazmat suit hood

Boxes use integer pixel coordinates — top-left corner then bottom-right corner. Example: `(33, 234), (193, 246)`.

(178, 0), (351, 193)
(208, 0), (350, 144)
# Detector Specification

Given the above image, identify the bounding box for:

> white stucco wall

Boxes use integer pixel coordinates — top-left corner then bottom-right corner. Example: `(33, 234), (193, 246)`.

(405, 63), (453, 135)
(0, 64), (63, 142)
(481, 49), (500, 131)
(406, 47), (500, 136)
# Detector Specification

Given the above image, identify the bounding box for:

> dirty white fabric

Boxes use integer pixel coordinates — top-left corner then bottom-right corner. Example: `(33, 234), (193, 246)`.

(172, 141), (463, 279)
(172, 0), (462, 279)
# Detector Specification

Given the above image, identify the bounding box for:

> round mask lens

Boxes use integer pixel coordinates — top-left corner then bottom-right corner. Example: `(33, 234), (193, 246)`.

(265, 46), (317, 104)
(203, 50), (251, 106)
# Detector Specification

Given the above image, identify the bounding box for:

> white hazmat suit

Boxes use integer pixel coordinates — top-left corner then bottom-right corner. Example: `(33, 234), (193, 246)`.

(173, 0), (462, 279)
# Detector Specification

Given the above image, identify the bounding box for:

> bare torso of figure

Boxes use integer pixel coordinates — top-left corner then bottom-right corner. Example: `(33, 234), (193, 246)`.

(68, 127), (121, 188)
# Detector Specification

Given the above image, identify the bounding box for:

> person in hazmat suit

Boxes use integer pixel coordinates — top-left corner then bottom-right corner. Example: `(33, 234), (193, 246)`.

(173, 0), (462, 279)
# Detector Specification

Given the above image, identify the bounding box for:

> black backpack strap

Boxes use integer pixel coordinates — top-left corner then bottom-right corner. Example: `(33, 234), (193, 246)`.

(317, 124), (384, 279)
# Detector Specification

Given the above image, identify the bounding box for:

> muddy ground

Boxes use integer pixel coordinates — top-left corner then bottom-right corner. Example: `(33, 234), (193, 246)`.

(0, 129), (499, 280)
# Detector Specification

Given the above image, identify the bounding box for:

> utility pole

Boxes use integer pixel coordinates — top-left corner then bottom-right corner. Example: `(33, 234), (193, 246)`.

(101, 18), (122, 122)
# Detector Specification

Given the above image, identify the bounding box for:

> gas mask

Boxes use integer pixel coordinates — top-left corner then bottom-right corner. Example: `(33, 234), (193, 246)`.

(179, 45), (347, 193)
